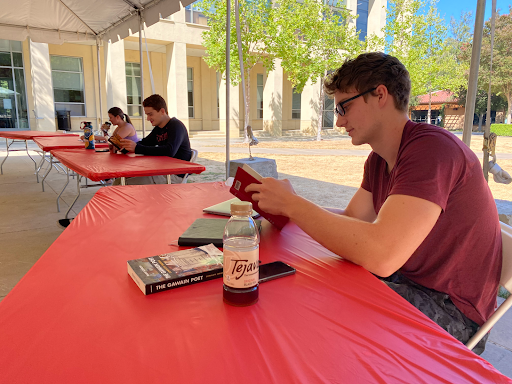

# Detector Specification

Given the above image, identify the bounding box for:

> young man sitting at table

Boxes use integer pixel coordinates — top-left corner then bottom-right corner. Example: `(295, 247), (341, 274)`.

(246, 52), (501, 355)
(117, 94), (193, 185)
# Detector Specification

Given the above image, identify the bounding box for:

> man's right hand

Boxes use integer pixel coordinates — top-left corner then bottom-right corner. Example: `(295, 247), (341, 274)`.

(245, 178), (298, 217)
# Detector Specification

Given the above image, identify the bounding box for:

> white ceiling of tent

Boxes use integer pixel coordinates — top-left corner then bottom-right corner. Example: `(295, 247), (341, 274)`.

(0, 0), (192, 44)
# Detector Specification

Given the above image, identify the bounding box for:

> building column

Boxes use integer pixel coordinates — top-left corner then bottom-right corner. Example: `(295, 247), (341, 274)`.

(29, 40), (55, 131)
(166, 42), (189, 127)
(105, 39), (127, 112)
(219, 75), (241, 138)
(300, 78), (322, 135)
(368, 0), (386, 38)
(200, 59), (212, 131)
(262, 59), (283, 136)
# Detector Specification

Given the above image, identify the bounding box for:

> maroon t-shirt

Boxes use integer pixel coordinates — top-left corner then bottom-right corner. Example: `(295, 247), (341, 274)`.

(361, 120), (501, 325)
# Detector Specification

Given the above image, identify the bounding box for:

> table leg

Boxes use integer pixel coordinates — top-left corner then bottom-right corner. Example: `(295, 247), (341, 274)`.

(35, 151), (47, 183)
(56, 166), (71, 213)
(41, 153), (54, 192)
(121, 177), (126, 186)
(166, 175), (171, 184)
(25, 140), (38, 171)
(1, 138), (10, 175)
(65, 174), (81, 220)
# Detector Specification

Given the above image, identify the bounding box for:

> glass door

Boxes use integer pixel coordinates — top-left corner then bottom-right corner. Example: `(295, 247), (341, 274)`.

(0, 40), (29, 129)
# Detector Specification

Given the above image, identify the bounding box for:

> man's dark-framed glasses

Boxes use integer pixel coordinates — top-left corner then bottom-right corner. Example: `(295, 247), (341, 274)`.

(334, 87), (377, 118)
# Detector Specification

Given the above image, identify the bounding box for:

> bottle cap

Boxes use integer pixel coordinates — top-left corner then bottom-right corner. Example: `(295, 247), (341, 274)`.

(230, 201), (252, 215)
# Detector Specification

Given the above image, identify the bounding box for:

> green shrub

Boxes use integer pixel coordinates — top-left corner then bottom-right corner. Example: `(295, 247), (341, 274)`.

(491, 124), (512, 137)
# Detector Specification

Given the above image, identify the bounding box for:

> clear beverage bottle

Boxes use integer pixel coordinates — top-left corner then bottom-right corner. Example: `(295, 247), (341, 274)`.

(223, 201), (260, 306)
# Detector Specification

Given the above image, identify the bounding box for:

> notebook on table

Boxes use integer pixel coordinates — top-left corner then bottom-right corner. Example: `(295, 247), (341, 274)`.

(203, 197), (260, 218)
(178, 218), (262, 248)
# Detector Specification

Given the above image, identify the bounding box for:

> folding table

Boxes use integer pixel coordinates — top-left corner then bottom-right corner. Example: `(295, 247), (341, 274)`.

(0, 130), (74, 175)
(50, 148), (206, 218)
(33, 135), (109, 192)
(0, 182), (509, 383)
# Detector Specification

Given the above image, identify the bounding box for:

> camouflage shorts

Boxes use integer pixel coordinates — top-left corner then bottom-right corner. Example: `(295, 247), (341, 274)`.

(381, 273), (488, 355)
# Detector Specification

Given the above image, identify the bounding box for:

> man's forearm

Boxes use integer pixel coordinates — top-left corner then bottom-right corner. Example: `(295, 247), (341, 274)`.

(323, 207), (346, 215)
(285, 195), (391, 275)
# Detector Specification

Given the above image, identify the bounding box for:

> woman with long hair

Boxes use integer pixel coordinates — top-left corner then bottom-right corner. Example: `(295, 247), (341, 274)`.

(104, 107), (139, 143)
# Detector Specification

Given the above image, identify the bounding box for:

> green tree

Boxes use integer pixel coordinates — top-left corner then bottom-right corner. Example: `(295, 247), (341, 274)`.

(197, 0), (275, 139)
(384, 0), (466, 121)
(271, 0), (361, 140)
(456, 87), (508, 130)
(479, 7), (512, 124)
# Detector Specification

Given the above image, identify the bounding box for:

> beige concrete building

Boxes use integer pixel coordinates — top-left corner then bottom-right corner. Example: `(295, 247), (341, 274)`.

(0, 0), (387, 137)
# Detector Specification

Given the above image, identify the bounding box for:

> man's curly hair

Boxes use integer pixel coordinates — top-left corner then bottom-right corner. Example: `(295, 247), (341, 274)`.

(324, 52), (411, 112)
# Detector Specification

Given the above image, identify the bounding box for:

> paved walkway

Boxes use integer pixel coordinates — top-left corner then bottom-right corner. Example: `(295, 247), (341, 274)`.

(0, 135), (511, 378)
(191, 135), (512, 159)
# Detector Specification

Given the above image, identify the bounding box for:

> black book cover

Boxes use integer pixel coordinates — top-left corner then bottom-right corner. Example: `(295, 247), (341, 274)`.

(178, 218), (262, 248)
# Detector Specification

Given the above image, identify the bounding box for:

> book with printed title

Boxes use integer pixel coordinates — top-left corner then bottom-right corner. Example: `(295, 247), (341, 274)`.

(230, 164), (289, 229)
(127, 244), (224, 295)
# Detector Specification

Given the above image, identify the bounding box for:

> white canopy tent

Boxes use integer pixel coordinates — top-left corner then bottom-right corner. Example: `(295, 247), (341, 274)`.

(0, 0), (189, 44)
(0, 0), (195, 136)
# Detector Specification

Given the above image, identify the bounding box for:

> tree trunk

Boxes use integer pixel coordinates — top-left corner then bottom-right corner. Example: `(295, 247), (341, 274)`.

(317, 75), (325, 141)
(478, 113), (484, 131)
(244, 68), (251, 142)
(507, 90), (512, 124)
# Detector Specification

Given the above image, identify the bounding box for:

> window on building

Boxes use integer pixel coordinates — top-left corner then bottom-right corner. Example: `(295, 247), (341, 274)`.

(356, 0), (369, 41)
(126, 62), (142, 117)
(50, 55), (85, 116)
(257, 74), (263, 119)
(292, 87), (301, 119)
(185, 2), (208, 25)
(323, 93), (334, 129)
(188, 68), (194, 118)
(0, 39), (29, 129)
(324, 0), (346, 25)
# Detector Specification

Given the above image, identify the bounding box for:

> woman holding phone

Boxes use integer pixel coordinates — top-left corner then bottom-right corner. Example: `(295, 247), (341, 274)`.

(105, 107), (139, 152)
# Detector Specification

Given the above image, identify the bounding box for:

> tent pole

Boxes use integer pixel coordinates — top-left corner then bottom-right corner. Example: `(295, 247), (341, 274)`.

(235, 0), (247, 142)
(139, 12), (146, 138)
(483, 0), (497, 181)
(462, 0), (486, 147)
(226, 0), (231, 179)
(96, 38), (103, 130)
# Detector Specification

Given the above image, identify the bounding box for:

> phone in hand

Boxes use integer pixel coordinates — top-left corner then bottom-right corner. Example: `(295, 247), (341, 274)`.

(259, 261), (296, 283)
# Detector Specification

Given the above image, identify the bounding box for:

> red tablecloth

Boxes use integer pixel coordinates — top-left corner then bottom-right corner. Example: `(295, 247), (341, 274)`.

(0, 182), (508, 383)
(50, 149), (205, 181)
(34, 135), (109, 151)
(0, 130), (75, 140)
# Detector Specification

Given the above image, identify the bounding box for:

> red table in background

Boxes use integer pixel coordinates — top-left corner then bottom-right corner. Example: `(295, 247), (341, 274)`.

(51, 148), (205, 182)
(0, 182), (508, 384)
(33, 135), (109, 191)
(50, 148), (206, 219)
(0, 130), (75, 175)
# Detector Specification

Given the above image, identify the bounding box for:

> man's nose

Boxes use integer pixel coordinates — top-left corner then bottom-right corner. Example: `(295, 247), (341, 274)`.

(336, 113), (346, 128)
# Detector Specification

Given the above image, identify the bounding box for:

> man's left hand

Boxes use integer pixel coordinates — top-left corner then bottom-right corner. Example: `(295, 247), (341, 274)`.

(120, 139), (136, 153)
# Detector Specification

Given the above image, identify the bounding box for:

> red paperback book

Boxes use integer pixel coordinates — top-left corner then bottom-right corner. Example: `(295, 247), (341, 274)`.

(229, 164), (289, 230)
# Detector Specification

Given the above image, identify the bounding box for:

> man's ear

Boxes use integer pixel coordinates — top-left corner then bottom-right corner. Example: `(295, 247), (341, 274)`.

(160, 108), (167, 114)
(375, 84), (389, 107)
